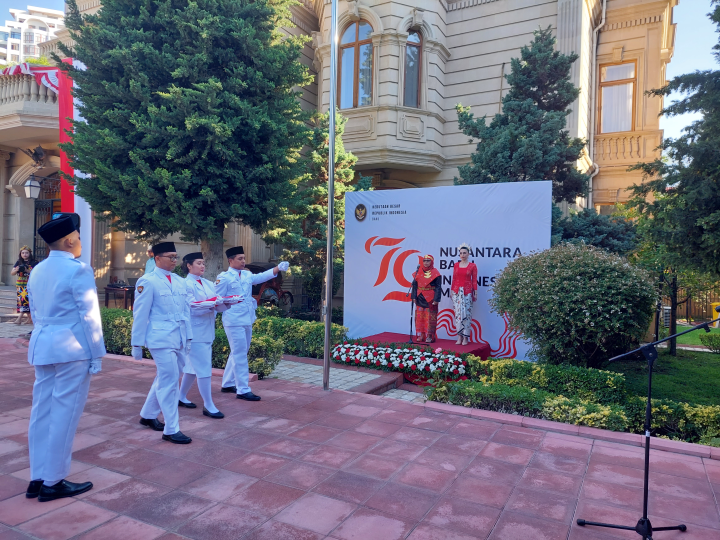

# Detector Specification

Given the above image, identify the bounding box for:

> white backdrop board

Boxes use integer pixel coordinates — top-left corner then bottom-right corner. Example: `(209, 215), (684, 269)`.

(343, 182), (552, 360)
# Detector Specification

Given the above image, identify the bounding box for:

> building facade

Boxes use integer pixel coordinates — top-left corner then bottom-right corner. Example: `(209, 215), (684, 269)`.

(0, 6), (64, 65)
(0, 0), (677, 299)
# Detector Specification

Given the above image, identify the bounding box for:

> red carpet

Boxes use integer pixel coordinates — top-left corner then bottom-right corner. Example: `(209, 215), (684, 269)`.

(362, 332), (491, 359)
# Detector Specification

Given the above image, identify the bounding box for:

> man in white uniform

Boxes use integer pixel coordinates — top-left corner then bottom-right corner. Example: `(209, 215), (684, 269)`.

(132, 241), (193, 444)
(26, 214), (105, 502)
(215, 246), (288, 400)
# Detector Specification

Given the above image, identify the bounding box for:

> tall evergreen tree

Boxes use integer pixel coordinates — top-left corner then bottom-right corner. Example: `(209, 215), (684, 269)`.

(263, 113), (371, 313)
(629, 1), (720, 277)
(455, 27), (589, 202)
(557, 209), (637, 256)
(58, 0), (312, 277)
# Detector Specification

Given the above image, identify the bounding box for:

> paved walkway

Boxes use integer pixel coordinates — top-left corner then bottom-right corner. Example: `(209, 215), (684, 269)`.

(0, 338), (719, 540)
(270, 360), (381, 391)
(0, 322), (33, 339)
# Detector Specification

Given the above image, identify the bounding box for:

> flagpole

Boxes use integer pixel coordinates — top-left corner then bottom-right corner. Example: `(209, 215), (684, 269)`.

(323, 0), (339, 391)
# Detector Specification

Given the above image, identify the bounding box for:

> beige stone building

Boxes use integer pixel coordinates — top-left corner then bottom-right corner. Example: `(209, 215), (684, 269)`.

(0, 0), (677, 302)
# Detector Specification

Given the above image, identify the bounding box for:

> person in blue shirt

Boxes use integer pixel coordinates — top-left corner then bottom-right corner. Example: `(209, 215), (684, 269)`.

(144, 248), (156, 274)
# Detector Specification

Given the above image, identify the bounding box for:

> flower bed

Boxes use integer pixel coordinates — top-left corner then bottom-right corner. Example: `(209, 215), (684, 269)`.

(332, 341), (470, 381)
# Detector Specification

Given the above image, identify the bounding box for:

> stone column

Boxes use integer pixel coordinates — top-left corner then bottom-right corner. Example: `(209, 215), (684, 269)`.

(0, 151), (10, 285)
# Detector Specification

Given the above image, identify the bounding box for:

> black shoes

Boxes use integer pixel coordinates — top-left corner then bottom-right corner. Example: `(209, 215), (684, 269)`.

(139, 417), (165, 431)
(179, 400), (197, 409)
(220, 386), (237, 393)
(237, 391), (261, 401)
(38, 480), (93, 502)
(162, 431), (192, 444)
(26, 480), (43, 499)
(203, 407), (225, 419)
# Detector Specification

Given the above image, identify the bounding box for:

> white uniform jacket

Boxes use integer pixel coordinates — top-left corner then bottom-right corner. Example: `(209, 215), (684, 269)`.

(27, 251), (106, 365)
(185, 274), (227, 343)
(215, 267), (275, 327)
(131, 268), (192, 350)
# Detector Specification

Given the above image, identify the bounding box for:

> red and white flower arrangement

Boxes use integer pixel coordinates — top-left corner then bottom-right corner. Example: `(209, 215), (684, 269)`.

(331, 341), (469, 381)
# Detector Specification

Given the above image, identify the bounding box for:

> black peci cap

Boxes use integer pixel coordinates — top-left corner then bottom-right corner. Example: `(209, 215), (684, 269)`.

(225, 246), (244, 257)
(38, 213), (80, 244)
(183, 252), (203, 263)
(152, 242), (176, 255)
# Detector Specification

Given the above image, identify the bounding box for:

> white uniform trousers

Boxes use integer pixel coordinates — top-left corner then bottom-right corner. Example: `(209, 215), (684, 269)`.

(221, 325), (252, 394)
(140, 348), (185, 435)
(182, 342), (213, 379)
(28, 360), (91, 484)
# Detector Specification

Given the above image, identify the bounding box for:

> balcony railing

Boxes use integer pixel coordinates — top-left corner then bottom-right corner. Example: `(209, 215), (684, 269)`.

(0, 74), (57, 105)
(593, 131), (662, 165)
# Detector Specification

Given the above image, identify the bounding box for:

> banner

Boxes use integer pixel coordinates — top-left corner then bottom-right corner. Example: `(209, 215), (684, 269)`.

(344, 182), (552, 360)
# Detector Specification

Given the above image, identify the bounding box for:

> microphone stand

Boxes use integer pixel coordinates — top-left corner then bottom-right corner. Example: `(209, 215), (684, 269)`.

(577, 307), (720, 539)
(405, 265), (420, 344)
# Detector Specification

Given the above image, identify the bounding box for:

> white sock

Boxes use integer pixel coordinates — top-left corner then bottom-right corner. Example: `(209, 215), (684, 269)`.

(43, 479), (62, 487)
(179, 373), (196, 403)
(197, 376), (219, 413)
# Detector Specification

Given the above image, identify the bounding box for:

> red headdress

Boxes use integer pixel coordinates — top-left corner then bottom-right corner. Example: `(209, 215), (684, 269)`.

(413, 254), (441, 288)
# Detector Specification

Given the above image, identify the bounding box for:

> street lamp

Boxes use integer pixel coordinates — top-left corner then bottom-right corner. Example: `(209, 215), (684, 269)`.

(24, 173), (41, 199)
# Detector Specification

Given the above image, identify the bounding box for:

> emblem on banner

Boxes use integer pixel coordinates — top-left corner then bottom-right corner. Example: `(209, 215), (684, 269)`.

(354, 204), (367, 222)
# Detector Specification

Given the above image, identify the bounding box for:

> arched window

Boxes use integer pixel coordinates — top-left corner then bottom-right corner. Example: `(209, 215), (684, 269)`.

(404, 30), (422, 108)
(339, 21), (373, 109)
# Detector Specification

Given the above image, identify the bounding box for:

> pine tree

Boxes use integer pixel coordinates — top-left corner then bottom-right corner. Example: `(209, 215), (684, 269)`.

(263, 113), (371, 312)
(58, 0), (312, 278)
(455, 27), (589, 202)
(629, 1), (720, 277)
(558, 209), (637, 256)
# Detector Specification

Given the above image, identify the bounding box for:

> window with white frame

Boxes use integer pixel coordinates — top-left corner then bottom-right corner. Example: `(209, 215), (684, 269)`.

(404, 30), (422, 108)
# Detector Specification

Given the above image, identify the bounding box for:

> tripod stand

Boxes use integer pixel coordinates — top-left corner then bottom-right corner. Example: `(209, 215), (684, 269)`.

(577, 306), (720, 539)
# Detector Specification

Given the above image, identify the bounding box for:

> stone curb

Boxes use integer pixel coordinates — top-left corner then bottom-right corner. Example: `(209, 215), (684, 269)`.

(423, 399), (718, 460)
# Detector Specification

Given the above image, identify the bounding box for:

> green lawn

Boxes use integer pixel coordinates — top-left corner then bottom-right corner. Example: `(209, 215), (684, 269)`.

(675, 325), (720, 346)
(607, 349), (720, 406)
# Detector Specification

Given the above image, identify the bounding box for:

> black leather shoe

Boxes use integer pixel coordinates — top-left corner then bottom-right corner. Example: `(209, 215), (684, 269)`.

(220, 386), (237, 393)
(179, 400), (197, 409)
(38, 480), (93, 502)
(139, 417), (165, 431)
(162, 431), (192, 444)
(237, 391), (261, 401)
(203, 407), (225, 419)
(26, 480), (43, 499)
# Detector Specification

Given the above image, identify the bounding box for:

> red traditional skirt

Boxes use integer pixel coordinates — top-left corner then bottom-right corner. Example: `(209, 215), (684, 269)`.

(415, 287), (438, 342)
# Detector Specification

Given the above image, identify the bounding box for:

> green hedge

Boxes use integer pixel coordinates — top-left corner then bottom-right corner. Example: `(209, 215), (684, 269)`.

(474, 358), (627, 405)
(211, 329), (284, 378)
(699, 333), (720, 353)
(427, 379), (720, 445)
(254, 317), (347, 358)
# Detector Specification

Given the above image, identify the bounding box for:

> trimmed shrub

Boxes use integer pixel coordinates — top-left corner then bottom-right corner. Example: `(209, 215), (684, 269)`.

(428, 379), (629, 431)
(211, 330), (283, 378)
(699, 333), (720, 353)
(254, 317), (347, 358)
(475, 358), (627, 405)
(489, 243), (657, 368)
(100, 308), (152, 358)
(428, 379), (720, 445)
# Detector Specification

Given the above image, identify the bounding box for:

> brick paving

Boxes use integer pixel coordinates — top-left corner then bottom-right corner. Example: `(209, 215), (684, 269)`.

(0, 337), (719, 539)
(0, 322), (33, 339)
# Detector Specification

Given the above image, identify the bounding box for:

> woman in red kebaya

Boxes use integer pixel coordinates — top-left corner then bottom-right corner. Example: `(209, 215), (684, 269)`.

(451, 244), (477, 345)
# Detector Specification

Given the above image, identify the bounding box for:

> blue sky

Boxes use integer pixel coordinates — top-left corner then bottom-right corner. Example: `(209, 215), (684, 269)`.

(0, 0), (715, 141)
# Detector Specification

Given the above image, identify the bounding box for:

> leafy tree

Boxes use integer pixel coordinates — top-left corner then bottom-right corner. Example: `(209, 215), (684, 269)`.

(263, 113), (371, 315)
(628, 1), (720, 278)
(455, 26), (589, 202)
(58, 0), (312, 278)
(557, 209), (637, 256)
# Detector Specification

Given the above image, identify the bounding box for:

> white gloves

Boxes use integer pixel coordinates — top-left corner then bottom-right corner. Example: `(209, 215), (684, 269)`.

(132, 346), (144, 360)
(278, 261), (289, 272)
(186, 340), (192, 353)
(89, 359), (102, 374)
(215, 296), (225, 306)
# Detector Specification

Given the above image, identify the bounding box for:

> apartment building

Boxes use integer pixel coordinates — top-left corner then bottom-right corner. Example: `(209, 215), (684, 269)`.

(0, 5), (64, 65)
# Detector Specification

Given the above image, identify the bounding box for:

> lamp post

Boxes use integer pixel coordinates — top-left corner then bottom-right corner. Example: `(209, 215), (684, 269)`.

(323, 0), (339, 391)
(24, 173), (41, 199)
